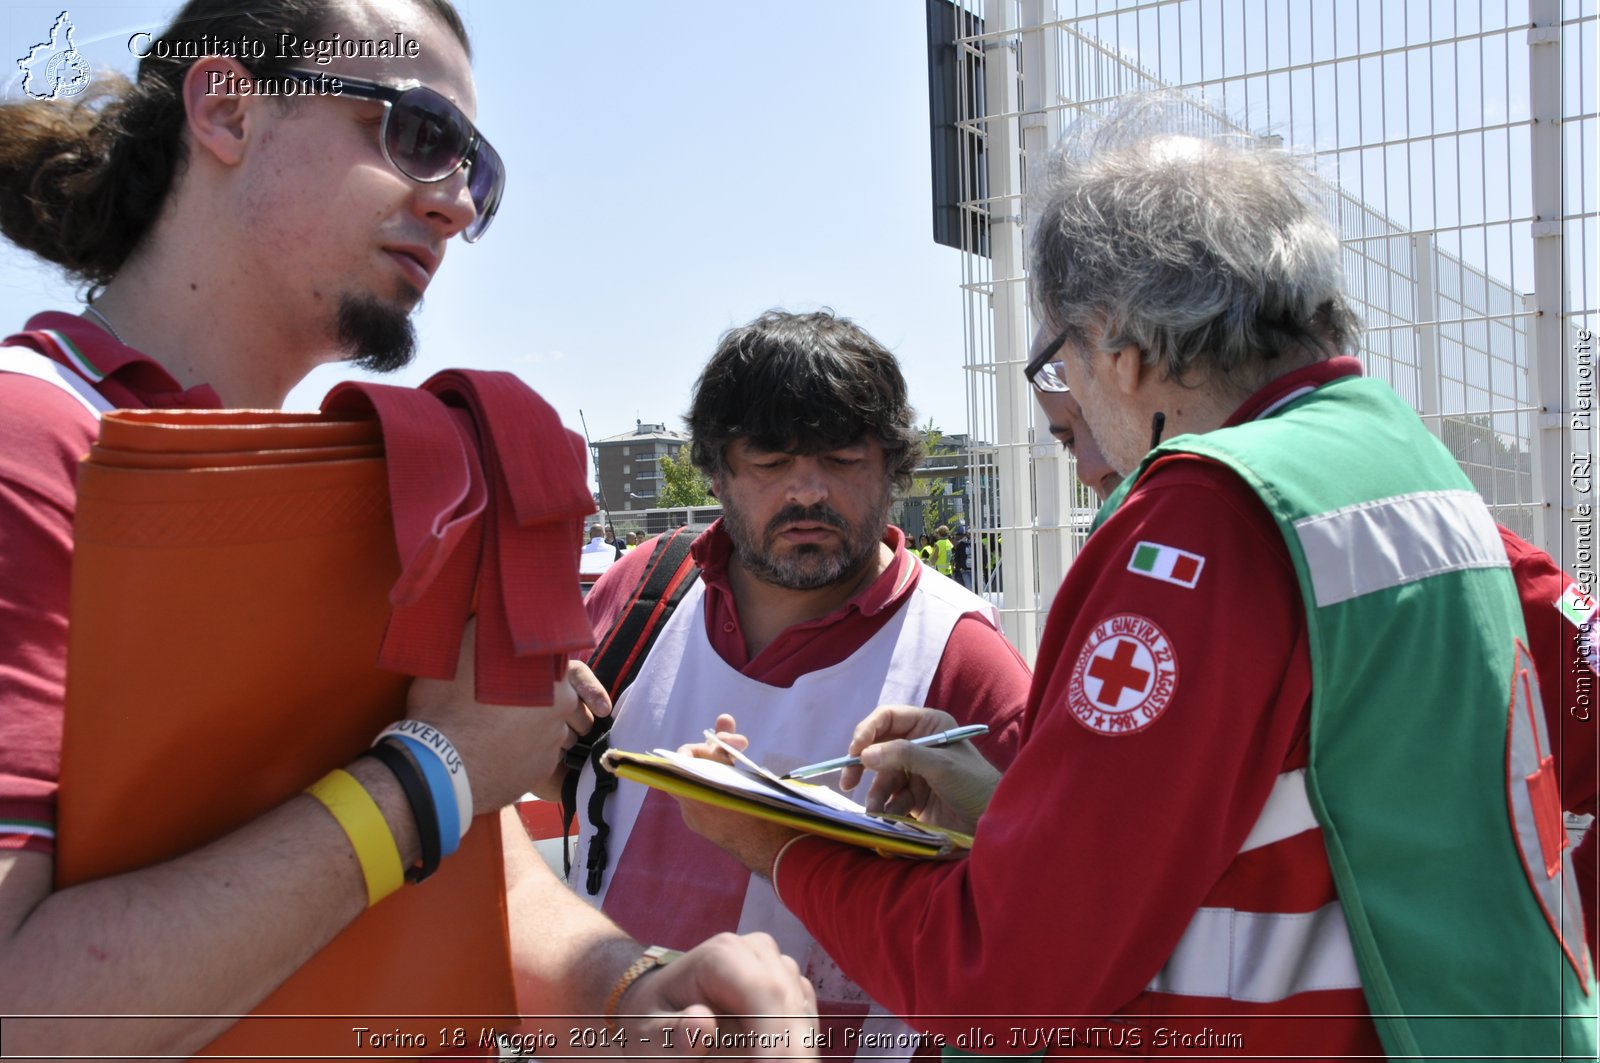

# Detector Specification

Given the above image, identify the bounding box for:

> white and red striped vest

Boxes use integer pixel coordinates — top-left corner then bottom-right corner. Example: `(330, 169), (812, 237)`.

(572, 571), (996, 1063)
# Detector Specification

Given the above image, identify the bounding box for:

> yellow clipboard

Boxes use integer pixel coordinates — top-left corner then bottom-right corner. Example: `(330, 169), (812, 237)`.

(602, 748), (973, 859)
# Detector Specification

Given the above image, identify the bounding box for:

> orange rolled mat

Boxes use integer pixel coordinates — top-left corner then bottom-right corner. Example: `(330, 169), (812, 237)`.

(57, 373), (595, 1058)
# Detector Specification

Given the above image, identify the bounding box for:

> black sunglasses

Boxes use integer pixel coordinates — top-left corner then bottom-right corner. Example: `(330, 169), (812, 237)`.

(281, 69), (504, 242)
(1024, 329), (1071, 393)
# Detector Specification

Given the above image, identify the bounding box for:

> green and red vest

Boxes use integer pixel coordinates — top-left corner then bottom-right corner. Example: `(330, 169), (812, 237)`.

(1098, 374), (1594, 1059)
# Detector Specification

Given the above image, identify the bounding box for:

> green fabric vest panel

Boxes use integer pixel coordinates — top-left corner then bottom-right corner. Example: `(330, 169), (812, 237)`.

(1104, 375), (1593, 1060)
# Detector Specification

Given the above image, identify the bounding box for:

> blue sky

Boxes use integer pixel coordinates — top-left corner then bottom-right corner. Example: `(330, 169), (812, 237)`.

(1, 0), (972, 453)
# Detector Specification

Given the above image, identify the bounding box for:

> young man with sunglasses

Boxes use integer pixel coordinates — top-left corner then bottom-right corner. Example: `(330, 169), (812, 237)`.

(0, 0), (814, 1056)
(680, 105), (1593, 1059)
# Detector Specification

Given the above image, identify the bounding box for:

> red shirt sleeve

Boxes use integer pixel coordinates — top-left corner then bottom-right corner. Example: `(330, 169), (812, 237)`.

(0, 376), (101, 853)
(925, 613), (1030, 770)
(775, 457), (1311, 1033)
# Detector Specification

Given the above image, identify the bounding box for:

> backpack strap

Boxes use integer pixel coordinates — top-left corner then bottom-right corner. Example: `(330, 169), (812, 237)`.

(559, 526), (701, 889)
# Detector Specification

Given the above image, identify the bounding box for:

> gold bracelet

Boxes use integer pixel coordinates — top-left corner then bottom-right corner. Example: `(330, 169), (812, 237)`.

(604, 945), (684, 1033)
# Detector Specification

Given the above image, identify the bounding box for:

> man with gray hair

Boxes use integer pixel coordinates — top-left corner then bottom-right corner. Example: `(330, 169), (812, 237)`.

(679, 103), (1594, 1059)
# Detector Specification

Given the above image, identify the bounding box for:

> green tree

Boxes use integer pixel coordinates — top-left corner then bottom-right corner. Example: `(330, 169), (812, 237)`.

(657, 449), (715, 507)
(906, 419), (960, 531)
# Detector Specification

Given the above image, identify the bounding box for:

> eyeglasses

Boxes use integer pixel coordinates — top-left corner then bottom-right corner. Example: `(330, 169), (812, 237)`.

(281, 69), (504, 242)
(1024, 330), (1070, 393)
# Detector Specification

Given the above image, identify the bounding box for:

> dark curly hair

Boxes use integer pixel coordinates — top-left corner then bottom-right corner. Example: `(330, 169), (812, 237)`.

(0, 0), (470, 289)
(687, 309), (924, 490)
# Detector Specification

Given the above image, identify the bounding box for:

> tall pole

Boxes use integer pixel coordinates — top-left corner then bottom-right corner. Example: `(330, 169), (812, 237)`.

(984, 0), (1038, 656)
(1020, 0), (1073, 622)
(1526, 1), (1566, 561)
(578, 409), (611, 529)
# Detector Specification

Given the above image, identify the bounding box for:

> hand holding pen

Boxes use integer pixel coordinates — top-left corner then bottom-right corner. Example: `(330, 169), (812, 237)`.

(782, 724), (990, 779)
(834, 706), (1003, 835)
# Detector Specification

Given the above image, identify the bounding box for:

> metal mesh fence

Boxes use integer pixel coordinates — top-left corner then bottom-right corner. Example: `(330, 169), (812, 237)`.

(943, 0), (1598, 658)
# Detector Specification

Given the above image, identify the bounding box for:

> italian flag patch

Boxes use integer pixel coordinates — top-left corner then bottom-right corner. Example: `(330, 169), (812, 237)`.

(1127, 541), (1205, 588)
(1557, 581), (1598, 628)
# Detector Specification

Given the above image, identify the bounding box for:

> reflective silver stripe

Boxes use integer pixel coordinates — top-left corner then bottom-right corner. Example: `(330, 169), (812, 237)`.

(1239, 768), (1319, 854)
(1146, 902), (1363, 1002)
(0, 345), (111, 417)
(1293, 490), (1506, 607)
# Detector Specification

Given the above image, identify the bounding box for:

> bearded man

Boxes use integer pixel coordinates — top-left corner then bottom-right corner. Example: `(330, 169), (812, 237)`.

(568, 308), (1030, 1058)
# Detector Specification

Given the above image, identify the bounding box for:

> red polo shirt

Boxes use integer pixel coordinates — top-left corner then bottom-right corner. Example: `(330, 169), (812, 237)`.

(0, 313), (220, 852)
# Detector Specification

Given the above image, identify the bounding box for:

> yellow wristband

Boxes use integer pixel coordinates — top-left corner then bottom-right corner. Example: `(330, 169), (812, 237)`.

(604, 945), (683, 1033)
(306, 768), (404, 907)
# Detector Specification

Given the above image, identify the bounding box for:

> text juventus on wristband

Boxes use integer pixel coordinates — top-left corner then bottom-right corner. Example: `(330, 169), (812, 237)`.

(377, 719), (473, 840)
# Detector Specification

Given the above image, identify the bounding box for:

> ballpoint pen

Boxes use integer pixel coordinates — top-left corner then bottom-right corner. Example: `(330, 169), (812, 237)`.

(780, 723), (990, 780)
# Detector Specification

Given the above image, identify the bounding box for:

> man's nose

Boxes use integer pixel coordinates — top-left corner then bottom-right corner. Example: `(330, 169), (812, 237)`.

(414, 165), (477, 240)
(783, 457), (829, 506)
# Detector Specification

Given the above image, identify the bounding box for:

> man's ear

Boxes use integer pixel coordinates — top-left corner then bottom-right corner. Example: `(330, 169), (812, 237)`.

(181, 57), (260, 168)
(1109, 343), (1147, 396)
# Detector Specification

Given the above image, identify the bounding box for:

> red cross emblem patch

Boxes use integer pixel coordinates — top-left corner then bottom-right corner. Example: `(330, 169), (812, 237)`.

(1067, 614), (1178, 736)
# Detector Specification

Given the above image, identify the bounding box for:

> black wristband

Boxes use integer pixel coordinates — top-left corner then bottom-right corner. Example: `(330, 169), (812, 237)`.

(366, 738), (441, 884)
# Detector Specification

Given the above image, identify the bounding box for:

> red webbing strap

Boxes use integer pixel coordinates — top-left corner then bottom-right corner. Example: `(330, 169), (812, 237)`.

(602, 547), (699, 701)
(321, 370), (594, 706)
(586, 526), (697, 689)
(426, 371), (594, 703)
(321, 382), (483, 682)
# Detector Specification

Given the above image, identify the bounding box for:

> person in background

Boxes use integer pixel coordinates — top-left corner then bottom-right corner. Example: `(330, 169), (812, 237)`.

(1035, 386), (1124, 502)
(949, 526), (972, 591)
(580, 522), (617, 580)
(583, 524), (612, 554)
(931, 525), (954, 578)
(981, 531), (1002, 591)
